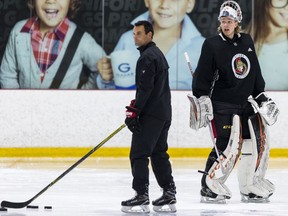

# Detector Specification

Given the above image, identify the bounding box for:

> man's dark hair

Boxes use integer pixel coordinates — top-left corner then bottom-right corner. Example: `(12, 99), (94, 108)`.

(134, 20), (154, 38)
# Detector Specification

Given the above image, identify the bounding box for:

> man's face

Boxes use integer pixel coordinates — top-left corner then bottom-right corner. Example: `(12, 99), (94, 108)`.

(144, 0), (195, 29)
(219, 17), (238, 39)
(35, 0), (70, 33)
(133, 25), (152, 47)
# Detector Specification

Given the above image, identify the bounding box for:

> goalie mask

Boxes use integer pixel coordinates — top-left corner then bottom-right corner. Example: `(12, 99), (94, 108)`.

(218, 0), (242, 23)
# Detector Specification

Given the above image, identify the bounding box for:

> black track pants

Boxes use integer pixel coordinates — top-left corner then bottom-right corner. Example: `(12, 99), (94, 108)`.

(129, 115), (174, 194)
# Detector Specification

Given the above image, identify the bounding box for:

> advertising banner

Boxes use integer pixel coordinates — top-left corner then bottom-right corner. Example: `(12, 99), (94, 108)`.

(0, 0), (287, 90)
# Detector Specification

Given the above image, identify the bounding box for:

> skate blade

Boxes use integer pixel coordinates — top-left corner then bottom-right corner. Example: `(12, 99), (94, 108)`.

(200, 196), (226, 204)
(241, 194), (270, 203)
(153, 204), (176, 213)
(121, 205), (150, 213)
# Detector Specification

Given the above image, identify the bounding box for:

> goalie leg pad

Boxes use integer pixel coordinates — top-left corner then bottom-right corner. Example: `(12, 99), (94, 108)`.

(237, 114), (272, 202)
(201, 115), (242, 202)
(254, 123), (275, 195)
(207, 115), (242, 182)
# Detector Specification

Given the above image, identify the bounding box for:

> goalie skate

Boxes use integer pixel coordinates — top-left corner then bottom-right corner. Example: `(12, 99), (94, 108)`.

(121, 193), (150, 213)
(240, 192), (270, 203)
(200, 186), (228, 204)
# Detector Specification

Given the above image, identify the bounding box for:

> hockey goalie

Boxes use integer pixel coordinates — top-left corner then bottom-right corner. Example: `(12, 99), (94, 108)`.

(188, 92), (279, 203)
(189, 0), (280, 204)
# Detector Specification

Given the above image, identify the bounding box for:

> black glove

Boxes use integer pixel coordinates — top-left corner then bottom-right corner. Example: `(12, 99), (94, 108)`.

(125, 101), (141, 133)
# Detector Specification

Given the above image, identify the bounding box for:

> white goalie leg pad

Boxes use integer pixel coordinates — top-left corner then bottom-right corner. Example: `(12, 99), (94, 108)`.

(237, 115), (271, 201)
(260, 179), (275, 195)
(205, 176), (232, 199)
(253, 125), (275, 195)
(238, 139), (269, 199)
(204, 115), (241, 199)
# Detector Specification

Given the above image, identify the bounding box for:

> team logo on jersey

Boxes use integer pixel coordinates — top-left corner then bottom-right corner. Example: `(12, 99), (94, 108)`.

(231, 53), (250, 79)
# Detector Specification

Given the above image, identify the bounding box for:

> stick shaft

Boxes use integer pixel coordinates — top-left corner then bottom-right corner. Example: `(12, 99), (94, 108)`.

(184, 52), (194, 76)
(1, 124), (126, 209)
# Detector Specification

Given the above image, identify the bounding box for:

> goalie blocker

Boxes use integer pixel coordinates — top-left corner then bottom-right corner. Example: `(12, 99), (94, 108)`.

(187, 94), (213, 130)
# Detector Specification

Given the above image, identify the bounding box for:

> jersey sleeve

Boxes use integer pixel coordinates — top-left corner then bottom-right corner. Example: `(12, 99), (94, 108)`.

(192, 39), (216, 98)
(247, 35), (266, 97)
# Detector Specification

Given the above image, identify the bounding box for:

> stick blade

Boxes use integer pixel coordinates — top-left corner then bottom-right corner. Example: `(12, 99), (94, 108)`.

(1, 200), (31, 209)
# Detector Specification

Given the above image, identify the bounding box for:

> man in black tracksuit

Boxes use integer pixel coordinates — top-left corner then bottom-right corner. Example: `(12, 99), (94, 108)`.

(121, 20), (176, 213)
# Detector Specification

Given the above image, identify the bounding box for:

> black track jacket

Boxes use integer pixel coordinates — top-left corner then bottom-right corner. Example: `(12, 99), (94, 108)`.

(133, 42), (172, 121)
(192, 33), (265, 104)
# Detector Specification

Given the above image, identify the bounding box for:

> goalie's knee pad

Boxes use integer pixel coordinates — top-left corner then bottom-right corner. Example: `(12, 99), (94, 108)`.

(202, 115), (242, 200)
(237, 114), (274, 201)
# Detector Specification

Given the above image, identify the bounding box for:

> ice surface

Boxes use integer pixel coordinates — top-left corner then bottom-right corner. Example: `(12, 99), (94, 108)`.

(0, 158), (287, 216)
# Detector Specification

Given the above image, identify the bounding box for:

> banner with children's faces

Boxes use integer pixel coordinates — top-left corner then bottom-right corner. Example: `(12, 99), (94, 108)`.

(0, 0), (287, 90)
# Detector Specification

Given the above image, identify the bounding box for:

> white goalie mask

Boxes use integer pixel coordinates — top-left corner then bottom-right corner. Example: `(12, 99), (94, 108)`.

(218, 0), (242, 23)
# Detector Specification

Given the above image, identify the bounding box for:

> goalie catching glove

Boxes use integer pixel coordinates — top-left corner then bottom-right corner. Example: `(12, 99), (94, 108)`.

(125, 99), (141, 133)
(187, 94), (213, 130)
(248, 92), (279, 126)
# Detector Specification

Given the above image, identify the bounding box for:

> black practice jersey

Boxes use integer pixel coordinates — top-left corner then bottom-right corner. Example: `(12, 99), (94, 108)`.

(134, 42), (172, 121)
(192, 33), (265, 104)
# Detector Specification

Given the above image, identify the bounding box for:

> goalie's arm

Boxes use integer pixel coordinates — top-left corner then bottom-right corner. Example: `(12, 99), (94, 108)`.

(249, 35), (266, 100)
(192, 39), (216, 98)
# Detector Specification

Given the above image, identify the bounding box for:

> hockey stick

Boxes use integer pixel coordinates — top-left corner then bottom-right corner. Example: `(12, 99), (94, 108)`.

(1, 124), (126, 209)
(184, 52), (226, 173)
(184, 52), (194, 76)
(207, 122), (227, 173)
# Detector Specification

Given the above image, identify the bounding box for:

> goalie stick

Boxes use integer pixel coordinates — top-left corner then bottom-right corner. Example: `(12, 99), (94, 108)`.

(184, 52), (194, 76)
(1, 124), (126, 209)
(184, 52), (225, 173)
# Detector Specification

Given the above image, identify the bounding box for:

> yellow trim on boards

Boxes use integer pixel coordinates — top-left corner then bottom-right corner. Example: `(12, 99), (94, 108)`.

(0, 147), (287, 158)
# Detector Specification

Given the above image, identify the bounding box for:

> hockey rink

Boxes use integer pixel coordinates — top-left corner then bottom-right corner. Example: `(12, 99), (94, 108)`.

(0, 157), (288, 216)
